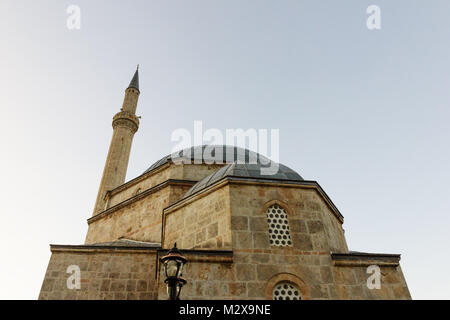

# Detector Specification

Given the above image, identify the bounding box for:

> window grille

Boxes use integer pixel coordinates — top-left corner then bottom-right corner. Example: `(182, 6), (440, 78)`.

(272, 282), (301, 300)
(266, 204), (292, 247)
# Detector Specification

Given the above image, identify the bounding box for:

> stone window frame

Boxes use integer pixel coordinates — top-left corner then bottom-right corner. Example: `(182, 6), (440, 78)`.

(265, 273), (311, 300)
(263, 200), (293, 248)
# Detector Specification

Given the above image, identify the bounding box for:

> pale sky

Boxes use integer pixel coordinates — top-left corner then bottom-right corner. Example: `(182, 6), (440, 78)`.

(0, 0), (449, 299)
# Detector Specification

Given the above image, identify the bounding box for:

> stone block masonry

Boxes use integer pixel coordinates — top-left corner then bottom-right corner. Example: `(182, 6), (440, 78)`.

(39, 246), (158, 300)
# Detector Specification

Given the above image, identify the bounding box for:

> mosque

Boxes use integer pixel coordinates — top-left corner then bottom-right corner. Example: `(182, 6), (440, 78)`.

(38, 68), (411, 300)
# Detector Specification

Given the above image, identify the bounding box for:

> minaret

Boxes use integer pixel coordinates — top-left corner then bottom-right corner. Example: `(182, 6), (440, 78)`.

(92, 66), (141, 215)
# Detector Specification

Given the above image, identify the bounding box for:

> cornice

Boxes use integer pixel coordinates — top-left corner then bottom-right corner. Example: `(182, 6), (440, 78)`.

(50, 244), (159, 254)
(50, 244), (233, 263)
(332, 252), (401, 267)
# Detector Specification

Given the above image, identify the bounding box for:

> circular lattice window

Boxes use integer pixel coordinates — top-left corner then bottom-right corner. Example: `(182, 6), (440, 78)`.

(266, 204), (292, 247)
(272, 282), (301, 300)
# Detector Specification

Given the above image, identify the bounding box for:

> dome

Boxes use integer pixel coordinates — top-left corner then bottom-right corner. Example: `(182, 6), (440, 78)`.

(144, 145), (271, 174)
(182, 162), (303, 200)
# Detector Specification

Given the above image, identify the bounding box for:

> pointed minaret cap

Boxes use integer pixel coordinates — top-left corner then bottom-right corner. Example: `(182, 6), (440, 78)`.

(127, 65), (139, 91)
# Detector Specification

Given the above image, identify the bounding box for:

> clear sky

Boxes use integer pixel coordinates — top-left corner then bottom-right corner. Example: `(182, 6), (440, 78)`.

(0, 0), (449, 299)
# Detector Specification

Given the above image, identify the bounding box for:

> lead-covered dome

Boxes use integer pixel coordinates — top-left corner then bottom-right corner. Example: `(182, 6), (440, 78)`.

(144, 145), (271, 174)
(182, 161), (303, 199)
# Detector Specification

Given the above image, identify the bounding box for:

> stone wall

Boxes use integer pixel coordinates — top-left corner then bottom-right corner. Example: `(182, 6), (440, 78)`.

(224, 182), (410, 299)
(332, 254), (411, 299)
(86, 183), (193, 244)
(157, 252), (411, 300)
(39, 248), (158, 300)
(39, 247), (411, 300)
(44, 167), (411, 300)
(86, 185), (171, 244)
(157, 252), (235, 300)
(163, 184), (232, 250)
(106, 164), (171, 208)
(157, 180), (410, 300)
(228, 183), (348, 254)
(226, 251), (334, 299)
(162, 178), (347, 253)
(86, 162), (226, 245)
(158, 180), (351, 299)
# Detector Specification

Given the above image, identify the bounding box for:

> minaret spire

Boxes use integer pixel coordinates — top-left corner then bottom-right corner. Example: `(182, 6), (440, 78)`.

(128, 65), (139, 91)
(92, 67), (141, 216)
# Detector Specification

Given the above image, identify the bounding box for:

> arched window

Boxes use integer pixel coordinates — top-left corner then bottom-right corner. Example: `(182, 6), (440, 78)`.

(272, 282), (301, 300)
(266, 204), (292, 247)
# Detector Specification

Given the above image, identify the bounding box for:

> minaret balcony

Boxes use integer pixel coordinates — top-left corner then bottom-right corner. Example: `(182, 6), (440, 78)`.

(112, 111), (140, 133)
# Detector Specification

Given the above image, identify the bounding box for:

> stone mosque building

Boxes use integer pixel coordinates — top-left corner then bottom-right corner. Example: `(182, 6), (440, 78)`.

(38, 69), (411, 300)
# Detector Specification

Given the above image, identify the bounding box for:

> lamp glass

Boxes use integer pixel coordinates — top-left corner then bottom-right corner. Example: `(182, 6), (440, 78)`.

(178, 261), (184, 277)
(166, 260), (179, 277)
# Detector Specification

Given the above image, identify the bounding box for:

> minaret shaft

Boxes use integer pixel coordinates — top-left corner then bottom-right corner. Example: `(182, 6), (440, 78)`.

(92, 69), (140, 215)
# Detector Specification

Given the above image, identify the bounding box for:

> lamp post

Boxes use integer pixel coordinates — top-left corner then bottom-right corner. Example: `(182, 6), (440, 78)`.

(160, 243), (187, 300)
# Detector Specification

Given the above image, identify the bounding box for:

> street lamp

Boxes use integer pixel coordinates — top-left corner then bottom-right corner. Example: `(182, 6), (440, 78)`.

(160, 243), (187, 300)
